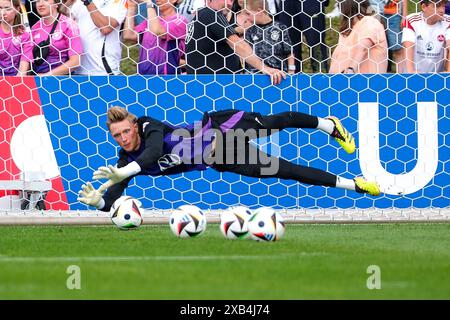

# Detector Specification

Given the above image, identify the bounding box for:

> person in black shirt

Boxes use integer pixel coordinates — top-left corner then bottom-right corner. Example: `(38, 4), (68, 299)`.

(185, 0), (286, 85)
(78, 106), (381, 211)
(243, 0), (295, 74)
(24, 0), (40, 28)
(278, 0), (330, 73)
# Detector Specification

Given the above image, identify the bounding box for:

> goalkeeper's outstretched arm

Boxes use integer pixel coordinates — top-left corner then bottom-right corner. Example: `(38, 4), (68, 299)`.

(78, 177), (131, 212)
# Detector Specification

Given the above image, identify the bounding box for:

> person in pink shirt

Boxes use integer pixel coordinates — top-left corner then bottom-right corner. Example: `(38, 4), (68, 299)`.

(0, 0), (33, 76)
(123, 0), (188, 75)
(329, 0), (388, 74)
(31, 0), (82, 75)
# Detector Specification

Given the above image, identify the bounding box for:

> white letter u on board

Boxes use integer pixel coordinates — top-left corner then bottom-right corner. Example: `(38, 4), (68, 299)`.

(358, 102), (438, 195)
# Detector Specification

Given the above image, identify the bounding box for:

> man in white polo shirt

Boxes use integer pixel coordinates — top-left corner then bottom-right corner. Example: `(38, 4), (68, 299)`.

(402, 0), (450, 73)
(69, 0), (128, 75)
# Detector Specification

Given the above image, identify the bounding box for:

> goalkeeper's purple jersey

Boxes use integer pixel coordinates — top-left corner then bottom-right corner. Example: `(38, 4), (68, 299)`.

(122, 116), (214, 176)
(102, 110), (245, 211)
(119, 110), (246, 176)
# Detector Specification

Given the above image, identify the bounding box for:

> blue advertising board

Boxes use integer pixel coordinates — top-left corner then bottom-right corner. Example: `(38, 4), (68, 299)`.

(33, 74), (449, 210)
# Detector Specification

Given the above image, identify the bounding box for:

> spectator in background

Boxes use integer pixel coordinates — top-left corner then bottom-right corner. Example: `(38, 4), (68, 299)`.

(230, 0), (242, 11)
(23, 0), (40, 27)
(367, 0), (385, 16)
(0, 0), (33, 75)
(242, 0), (295, 75)
(185, 0), (286, 84)
(383, 1), (408, 72)
(265, 0), (283, 19)
(123, 0), (188, 75)
(402, 0), (450, 73)
(130, 0), (200, 38)
(227, 0), (242, 25)
(227, 0), (251, 36)
(31, 0), (82, 75)
(68, 0), (127, 75)
(179, 0), (206, 21)
(134, 1), (148, 25)
(325, 1), (340, 18)
(446, 1), (450, 14)
(329, 0), (388, 73)
(278, 0), (330, 73)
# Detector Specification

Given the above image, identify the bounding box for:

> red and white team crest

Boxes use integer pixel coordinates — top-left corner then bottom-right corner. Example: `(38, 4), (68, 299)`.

(437, 34), (445, 42)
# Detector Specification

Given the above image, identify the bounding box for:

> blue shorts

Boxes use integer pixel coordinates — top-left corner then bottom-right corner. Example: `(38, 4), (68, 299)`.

(383, 13), (403, 51)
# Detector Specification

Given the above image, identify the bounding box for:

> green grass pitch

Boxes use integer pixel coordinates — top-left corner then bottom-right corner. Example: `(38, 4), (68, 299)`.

(0, 223), (449, 299)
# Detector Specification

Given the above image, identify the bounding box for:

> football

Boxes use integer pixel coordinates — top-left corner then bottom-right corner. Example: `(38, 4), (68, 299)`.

(110, 196), (144, 230)
(220, 206), (253, 239)
(247, 207), (285, 241)
(169, 205), (207, 238)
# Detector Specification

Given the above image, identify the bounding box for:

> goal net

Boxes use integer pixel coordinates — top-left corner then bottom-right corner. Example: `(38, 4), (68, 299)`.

(0, 0), (448, 224)
(0, 74), (448, 224)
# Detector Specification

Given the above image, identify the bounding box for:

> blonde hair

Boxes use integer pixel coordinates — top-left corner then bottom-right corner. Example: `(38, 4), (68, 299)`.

(106, 106), (138, 130)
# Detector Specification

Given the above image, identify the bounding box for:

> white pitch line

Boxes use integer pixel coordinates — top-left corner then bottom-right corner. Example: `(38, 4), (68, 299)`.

(0, 252), (328, 263)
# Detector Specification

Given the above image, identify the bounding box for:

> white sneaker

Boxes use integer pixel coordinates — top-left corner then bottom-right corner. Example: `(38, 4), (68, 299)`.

(325, 6), (341, 19)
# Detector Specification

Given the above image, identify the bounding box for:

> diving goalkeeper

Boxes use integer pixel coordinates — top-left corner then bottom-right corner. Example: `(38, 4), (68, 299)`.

(78, 106), (381, 211)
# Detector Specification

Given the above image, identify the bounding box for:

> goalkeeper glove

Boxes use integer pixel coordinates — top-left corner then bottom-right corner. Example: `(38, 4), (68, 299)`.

(77, 182), (105, 209)
(92, 161), (141, 188)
